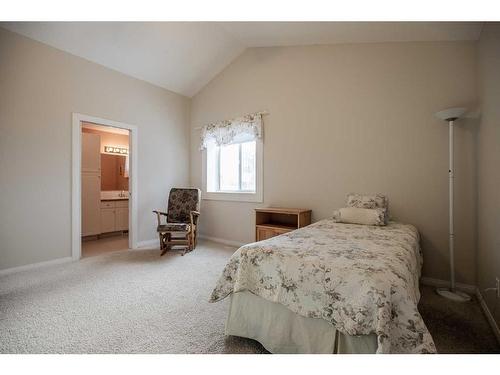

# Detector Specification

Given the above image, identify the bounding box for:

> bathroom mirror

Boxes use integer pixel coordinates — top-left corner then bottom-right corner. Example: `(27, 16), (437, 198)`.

(101, 154), (129, 191)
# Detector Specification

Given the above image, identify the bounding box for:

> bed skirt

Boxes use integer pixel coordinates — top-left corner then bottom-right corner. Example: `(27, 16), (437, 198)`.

(226, 291), (378, 354)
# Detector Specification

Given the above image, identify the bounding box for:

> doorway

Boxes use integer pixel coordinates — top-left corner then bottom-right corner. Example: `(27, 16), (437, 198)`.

(72, 113), (138, 260)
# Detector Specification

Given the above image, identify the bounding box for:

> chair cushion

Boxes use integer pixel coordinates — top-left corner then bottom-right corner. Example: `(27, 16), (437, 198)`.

(157, 223), (191, 232)
(167, 188), (201, 223)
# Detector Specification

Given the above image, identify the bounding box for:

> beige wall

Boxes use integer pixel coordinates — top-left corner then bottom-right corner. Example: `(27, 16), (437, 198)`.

(477, 23), (500, 325)
(0, 26), (483, 286)
(190, 42), (478, 284)
(0, 28), (190, 270)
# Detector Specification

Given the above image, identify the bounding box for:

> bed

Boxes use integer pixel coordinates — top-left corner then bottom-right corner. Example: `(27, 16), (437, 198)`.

(209, 218), (436, 354)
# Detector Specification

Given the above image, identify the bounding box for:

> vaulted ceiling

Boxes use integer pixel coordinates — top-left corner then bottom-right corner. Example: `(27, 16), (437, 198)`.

(1, 22), (483, 97)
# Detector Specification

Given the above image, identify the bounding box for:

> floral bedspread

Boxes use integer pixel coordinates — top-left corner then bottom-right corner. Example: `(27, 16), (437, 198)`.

(209, 219), (436, 353)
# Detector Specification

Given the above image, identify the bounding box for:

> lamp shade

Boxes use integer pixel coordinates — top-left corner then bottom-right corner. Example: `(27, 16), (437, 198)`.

(434, 107), (467, 122)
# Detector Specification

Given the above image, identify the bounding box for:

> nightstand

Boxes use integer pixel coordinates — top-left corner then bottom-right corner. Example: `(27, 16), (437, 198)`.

(255, 207), (312, 241)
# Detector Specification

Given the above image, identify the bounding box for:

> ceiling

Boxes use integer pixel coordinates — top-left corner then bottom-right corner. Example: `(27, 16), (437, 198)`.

(1, 22), (483, 97)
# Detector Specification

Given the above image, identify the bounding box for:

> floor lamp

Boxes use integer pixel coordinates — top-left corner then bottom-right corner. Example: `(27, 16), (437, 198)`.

(434, 107), (471, 302)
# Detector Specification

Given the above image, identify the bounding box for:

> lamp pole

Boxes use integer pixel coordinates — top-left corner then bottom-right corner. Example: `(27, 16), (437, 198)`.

(448, 119), (455, 292)
(434, 107), (470, 302)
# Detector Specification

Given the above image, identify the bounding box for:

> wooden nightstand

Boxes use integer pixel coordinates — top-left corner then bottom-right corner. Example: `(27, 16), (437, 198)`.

(255, 207), (312, 241)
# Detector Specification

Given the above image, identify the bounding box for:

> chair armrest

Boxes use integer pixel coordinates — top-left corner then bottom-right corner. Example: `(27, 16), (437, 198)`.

(153, 210), (168, 226)
(153, 210), (168, 216)
(190, 211), (200, 226)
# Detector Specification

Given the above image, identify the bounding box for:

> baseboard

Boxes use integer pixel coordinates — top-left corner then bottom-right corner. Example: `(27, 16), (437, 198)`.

(136, 235), (245, 250)
(420, 276), (477, 294)
(0, 256), (74, 277)
(476, 288), (500, 345)
(198, 234), (246, 248)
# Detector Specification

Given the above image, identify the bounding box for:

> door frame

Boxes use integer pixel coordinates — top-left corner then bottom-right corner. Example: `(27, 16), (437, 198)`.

(72, 113), (138, 260)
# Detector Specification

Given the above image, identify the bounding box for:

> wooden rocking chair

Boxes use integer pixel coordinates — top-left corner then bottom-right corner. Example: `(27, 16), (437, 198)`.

(153, 188), (201, 256)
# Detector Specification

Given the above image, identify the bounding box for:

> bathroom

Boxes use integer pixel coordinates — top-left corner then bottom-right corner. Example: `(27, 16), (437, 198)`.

(81, 122), (130, 257)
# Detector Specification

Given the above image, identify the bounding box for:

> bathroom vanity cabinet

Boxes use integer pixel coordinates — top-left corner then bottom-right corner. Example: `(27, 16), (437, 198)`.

(100, 199), (129, 234)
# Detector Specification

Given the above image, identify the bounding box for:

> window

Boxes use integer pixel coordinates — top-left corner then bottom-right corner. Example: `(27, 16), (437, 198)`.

(203, 138), (263, 202)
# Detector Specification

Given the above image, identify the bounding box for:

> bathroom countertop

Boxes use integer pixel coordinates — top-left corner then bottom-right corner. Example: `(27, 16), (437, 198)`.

(101, 191), (129, 201)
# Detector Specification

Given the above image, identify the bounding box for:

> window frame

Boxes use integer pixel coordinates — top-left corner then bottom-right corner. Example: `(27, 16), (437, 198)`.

(202, 138), (263, 203)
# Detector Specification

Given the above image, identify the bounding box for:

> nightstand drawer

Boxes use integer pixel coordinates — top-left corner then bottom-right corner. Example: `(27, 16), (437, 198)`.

(256, 227), (277, 241)
(256, 225), (294, 241)
(273, 227), (292, 235)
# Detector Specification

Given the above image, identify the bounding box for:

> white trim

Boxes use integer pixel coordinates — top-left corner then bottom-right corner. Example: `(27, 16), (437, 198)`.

(136, 236), (246, 249)
(202, 138), (263, 203)
(476, 288), (500, 344)
(0, 257), (73, 276)
(72, 113), (139, 261)
(420, 276), (476, 293)
(135, 235), (246, 250)
(198, 234), (246, 248)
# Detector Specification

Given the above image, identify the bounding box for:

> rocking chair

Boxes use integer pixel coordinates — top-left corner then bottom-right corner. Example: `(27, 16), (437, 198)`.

(153, 188), (201, 256)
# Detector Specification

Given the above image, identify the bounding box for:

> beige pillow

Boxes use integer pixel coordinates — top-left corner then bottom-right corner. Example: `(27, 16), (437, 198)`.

(333, 207), (387, 226)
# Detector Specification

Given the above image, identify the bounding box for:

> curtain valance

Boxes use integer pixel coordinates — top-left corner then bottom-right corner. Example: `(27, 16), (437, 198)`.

(199, 112), (264, 150)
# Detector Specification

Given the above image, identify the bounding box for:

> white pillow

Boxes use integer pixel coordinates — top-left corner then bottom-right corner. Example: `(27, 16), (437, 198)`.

(333, 207), (387, 226)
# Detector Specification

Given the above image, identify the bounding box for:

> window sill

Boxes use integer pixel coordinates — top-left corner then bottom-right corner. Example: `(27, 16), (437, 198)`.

(203, 191), (263, 203)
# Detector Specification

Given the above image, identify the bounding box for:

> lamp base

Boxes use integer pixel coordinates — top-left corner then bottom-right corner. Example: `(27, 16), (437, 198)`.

(436, 288), (471, 302)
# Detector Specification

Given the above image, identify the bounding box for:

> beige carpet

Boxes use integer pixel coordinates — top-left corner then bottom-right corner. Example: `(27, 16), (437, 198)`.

(0, 240), (498, 353)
